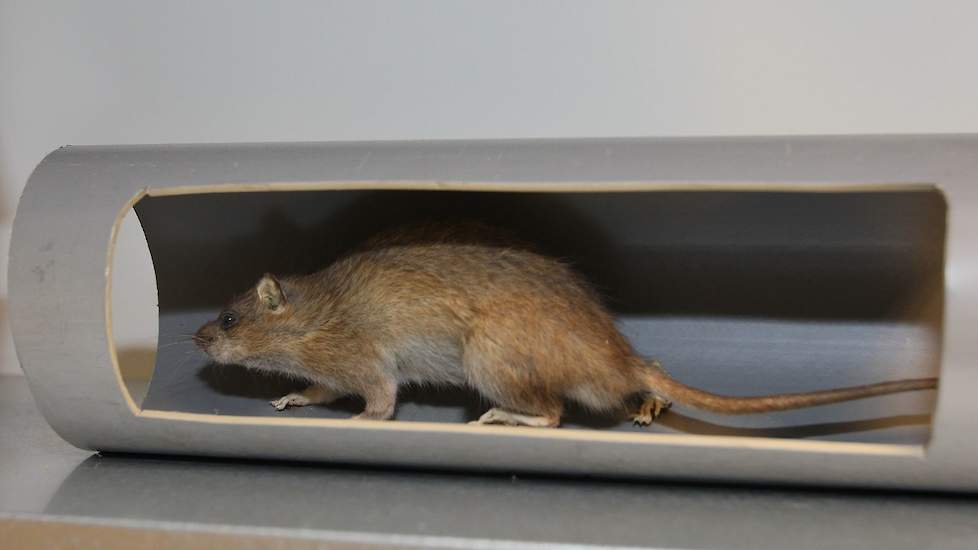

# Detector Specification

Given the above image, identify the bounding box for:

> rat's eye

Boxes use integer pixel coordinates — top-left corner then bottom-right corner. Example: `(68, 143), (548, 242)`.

(219, 310), (238, 330)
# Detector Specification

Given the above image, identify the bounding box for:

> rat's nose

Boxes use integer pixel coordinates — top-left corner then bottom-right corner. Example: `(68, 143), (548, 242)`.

(192, 329), (215, 348)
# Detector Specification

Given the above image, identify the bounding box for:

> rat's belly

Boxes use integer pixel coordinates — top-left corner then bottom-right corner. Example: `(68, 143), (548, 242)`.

(392, 336), (467, 386)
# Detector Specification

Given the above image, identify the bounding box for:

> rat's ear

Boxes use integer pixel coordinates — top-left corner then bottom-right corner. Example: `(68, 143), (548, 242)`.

(256, 274), (287, 312)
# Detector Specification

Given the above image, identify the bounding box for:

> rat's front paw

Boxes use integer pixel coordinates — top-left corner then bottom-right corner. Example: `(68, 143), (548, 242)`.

(270, 393), (311, 411)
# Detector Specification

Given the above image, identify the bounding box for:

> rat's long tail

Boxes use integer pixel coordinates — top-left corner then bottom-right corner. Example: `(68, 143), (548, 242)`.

(640, 361), (937, 414)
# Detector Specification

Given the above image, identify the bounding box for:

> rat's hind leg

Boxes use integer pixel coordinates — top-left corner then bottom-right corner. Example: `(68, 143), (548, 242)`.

(463, 328), (564, 428)
(352, 376), (398, 421)
(470, 408), (560, 427)
(631, 394), (672, 426)
(271, 384), (344, 411)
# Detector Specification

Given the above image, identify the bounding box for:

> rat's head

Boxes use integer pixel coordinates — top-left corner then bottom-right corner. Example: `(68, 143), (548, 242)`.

(193, 274), (295, 367)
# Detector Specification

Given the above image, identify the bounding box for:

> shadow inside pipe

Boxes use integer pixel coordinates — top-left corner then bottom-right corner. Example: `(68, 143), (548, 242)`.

(188, 361), (931, 439)
(648, 410), (932, 439)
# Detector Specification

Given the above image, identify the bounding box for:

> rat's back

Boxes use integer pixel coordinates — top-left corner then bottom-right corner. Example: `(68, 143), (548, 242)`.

(327, 226), (613, 330)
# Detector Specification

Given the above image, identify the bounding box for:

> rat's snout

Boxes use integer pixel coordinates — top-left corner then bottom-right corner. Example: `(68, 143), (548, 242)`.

(192, 320), (244, 366)
(193, 322), (218, 352)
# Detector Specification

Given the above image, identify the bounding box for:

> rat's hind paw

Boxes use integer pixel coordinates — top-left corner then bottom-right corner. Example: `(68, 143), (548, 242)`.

(270, 393), (311, 411)
(631, 396), (671, 426)
(469, 408), (559, 428)
(631, 411), (654, 427)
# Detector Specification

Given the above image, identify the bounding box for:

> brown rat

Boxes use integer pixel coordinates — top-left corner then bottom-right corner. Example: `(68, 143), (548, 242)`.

(193, 223), (937, 427)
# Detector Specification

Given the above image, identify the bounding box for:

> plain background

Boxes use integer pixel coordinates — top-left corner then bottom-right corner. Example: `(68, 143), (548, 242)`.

(3, 0), (978, 375)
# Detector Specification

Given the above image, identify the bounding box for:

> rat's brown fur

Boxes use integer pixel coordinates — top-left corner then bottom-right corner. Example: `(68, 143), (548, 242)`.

(194, 223), (937, 427)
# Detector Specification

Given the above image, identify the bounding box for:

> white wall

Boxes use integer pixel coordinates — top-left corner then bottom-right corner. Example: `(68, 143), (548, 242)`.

(3, 0), (978, 375)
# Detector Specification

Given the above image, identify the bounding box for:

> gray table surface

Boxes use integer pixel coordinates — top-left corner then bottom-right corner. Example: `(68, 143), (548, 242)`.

(2, 374), (977, 549)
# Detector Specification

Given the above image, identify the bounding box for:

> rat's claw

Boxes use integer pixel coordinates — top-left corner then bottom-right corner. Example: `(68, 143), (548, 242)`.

(270, 397), (288, 411)
(631, 412), (654, 426)
(270, 393), (310, 411)
(631, 395), (671, 427)
(472, 408), (513, 425)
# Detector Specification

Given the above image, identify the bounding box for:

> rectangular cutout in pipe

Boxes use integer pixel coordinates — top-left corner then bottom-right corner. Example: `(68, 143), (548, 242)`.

(127, 187), (945, 445)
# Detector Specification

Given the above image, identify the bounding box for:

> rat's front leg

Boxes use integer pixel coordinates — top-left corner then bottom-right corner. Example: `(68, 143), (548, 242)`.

(352, 377), (398, 421)
(270, 384), (344, 411)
